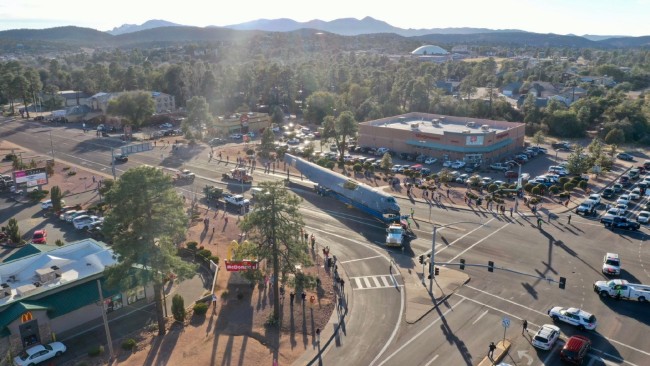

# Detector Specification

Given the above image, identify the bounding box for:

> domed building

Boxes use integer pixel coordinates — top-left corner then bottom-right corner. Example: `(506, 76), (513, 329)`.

(411, 45), (449, 55)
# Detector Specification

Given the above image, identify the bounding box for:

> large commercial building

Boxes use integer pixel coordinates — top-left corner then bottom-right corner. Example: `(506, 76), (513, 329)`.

(357, 113), (525, 164)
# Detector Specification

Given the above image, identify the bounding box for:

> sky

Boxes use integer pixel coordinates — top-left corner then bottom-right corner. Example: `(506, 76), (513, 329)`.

(1, 0), (650, 36)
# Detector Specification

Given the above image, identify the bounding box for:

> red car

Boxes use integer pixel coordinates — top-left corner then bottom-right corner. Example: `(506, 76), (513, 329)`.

(560, 335), (591, 364)
(32, 230), (47, 244)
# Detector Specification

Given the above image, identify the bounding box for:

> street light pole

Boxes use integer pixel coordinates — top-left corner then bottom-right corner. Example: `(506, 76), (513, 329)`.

(96, 279), (115, 360)
(429, 220), (485, 294)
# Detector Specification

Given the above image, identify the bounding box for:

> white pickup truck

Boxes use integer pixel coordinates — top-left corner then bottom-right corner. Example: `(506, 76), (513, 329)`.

(593, 279), (650, 302)
(490, 163), (508, 171)
(223, 193), (250, 207)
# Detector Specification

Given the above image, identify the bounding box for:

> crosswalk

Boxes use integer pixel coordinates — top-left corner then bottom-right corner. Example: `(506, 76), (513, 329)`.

(350, 274), (398, 290)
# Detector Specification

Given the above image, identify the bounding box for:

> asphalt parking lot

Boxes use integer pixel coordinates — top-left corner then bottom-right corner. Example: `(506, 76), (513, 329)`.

(0, 190), (97, 260)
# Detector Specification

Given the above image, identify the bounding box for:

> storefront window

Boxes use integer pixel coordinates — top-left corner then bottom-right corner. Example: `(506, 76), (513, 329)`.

(127, 286), (146, 305)
(105, 294), (123, 313)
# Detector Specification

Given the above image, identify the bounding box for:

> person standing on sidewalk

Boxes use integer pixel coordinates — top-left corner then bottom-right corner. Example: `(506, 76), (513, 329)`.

(488, 342), (496, 359)
(568, 214), (572, 225)
(522, 319), (528, 335)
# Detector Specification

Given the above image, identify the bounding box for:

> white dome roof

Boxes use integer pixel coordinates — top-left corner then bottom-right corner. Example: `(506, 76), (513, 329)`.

(411, 45), (449, 55)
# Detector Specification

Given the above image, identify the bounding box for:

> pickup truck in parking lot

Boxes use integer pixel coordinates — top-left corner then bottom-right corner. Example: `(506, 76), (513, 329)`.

(490, 163), (508, 171)
(600, 215), (640, 230)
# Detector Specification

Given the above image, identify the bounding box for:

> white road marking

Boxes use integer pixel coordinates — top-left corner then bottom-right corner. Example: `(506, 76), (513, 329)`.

(472, 309), (489, 325)
(423, 354), (439, 366)
(340, 255), (382, 264)
(446, 222), (510, 263)
(428, 218), (496, 256)
(374, 298), (466, 366)
(461, 288), (650, 361)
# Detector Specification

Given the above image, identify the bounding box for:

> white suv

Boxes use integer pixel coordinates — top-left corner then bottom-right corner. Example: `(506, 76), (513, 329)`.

(548, 306), (597, 330)
(532, 324), (561, 350)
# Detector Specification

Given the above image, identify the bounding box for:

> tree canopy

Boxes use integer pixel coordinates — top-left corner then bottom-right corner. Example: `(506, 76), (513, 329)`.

(106, 91), (155, 128)
(101, 166), (196, 335)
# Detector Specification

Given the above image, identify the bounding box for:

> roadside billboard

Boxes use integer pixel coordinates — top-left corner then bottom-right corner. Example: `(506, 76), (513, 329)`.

(12, 167), (48, 188)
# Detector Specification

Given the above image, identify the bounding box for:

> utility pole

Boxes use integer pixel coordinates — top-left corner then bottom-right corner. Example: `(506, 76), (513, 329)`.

(96, 279), (115, 360)
(49, 131), (55, 161)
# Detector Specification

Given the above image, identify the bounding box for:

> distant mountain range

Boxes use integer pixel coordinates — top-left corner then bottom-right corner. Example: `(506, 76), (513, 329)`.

(107, 19), (183, 35)
(1, 17), (649, 51)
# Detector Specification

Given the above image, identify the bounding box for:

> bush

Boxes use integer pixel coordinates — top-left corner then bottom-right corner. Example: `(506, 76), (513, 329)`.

(171, 294), (186, 322)
(193, 302), (209, 316)
(121, 338), (137, 350)
(578, 180), (588, 190)
(563, 183), (575, 192)
(88, 345), (105, 357)
(264, 314), (279, 327)
(197, 249), (212, 258)
(67, 170), (77, 176)
(221, 290), (229, 300)
(549, 186), (560, 194)
(209, 256), (220, 264)
(186, 241), (198, 250)
(531, 186), (541, 196)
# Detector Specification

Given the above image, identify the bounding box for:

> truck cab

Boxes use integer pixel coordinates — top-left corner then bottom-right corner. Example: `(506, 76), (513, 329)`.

(385, 223), (404, 247)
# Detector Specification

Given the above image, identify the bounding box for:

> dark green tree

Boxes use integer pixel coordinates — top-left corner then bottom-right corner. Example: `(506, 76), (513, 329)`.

(106, 91), (155, 129)
(258, 128), (276, 158)
(236, 181), (310, 323)
(185, 96), (211, 138)
(6, 218), (22, 244)
(102, 166), (196, 336)
(171, 294), (186, 322)
(50, 186), (63, 213)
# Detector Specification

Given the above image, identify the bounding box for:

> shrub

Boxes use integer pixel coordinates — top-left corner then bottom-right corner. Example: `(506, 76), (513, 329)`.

(549, 186), (560, 194)
(563, 183), (575, 192)
(197, 249), (212, 258)
(186, 241), (198, 250)
(209, 256), (220, 264)
(55, 239), (64, 247)
(67, 170), (77, 176)
(220, 290), (229, 300)
(88, 345), (105, 357)
(193, 302), (209, 316)
(524, 183), (534, 192)
(121, 338), (137, 350)
(578, 180), (588, 190)
(264, 314), (279, 327)
(529, 197), (541, 205)
(531, 186), (541, 196)
(171, 294), (186, 322)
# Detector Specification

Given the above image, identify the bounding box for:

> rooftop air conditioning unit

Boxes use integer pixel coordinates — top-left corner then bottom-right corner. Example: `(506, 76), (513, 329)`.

(0, 283), (11, 299)
(410, 123), (419, 129)
(462, 129), (471, 134)
(481, 125), (490, 131)
(432, 119), (440, 126)
(466, 121), (476, 128)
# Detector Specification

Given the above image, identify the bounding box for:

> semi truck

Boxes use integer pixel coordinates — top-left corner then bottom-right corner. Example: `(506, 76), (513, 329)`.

(285, 153), (409, 229)
(593, 279), (650, 302)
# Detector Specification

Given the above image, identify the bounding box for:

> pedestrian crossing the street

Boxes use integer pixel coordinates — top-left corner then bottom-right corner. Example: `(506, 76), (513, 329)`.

(350, 275), (398, 290)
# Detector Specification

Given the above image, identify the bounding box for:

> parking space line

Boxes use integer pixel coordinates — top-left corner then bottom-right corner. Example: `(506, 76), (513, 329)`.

(472, 309), (488, 325)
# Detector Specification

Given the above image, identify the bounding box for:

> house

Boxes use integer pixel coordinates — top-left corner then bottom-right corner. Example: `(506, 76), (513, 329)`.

(0, 239), (153, 353)
(435, 80), (461, 94)
(501, 82), (522, 97)
(57, 90), (91, 107)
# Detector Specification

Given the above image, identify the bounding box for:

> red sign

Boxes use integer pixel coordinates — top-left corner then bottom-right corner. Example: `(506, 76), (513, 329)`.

(414, 133), (441, 141)
(225, 260), (259, 272)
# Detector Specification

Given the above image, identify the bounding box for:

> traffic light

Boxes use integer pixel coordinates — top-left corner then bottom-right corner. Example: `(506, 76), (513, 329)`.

(427, 253), (431, 259)
(418, 255), (424, 264)
(434, 266), (440, 276)
(488, 261), (494, 272)
(559, 277), (566, 289)
(460, 259), (465, 270)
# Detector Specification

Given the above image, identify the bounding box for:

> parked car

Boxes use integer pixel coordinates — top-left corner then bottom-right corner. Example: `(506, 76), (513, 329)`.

(560, 335), (591, 365)
(32, 229), (47, 244)
(424, 157), (438, 165)
(602, 253), (621, 276)
(114, 154), (128, 163)
(40, 199), (65, 210)
(637, 211), (650, 224)
(601, 188), (614, 199)
(617, 152), (635, 161)
(13, 342), (67, 366)
(209, 138), (225, 146)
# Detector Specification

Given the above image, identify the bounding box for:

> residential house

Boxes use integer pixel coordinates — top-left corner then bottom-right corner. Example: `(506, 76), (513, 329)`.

(501, 82), (522, 97)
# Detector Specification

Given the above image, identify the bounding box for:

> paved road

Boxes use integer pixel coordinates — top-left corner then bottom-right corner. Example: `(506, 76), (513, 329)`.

(3, 117), (650, 366)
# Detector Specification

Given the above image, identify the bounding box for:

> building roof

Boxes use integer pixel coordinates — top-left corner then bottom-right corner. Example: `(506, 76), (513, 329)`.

(411, 45), (449, 55)
(0, 239), (116, 310)
(3, 244), (54, 263)
(361, 113), (520, 136)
